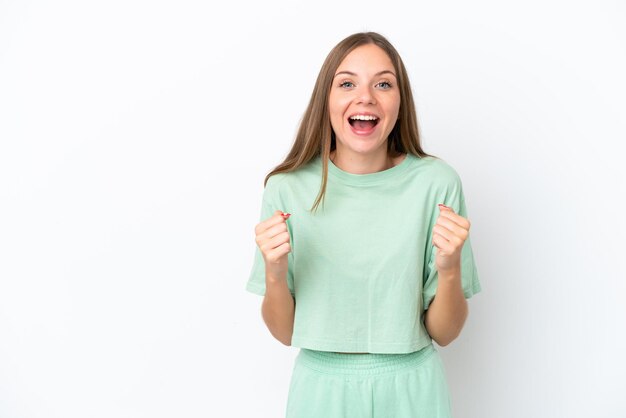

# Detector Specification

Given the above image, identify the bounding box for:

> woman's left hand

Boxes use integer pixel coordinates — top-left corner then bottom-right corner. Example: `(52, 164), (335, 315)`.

(432, 204), (471, 274)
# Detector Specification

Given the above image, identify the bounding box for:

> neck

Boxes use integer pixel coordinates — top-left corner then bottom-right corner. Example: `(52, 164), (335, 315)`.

(329, 149), (401, 175)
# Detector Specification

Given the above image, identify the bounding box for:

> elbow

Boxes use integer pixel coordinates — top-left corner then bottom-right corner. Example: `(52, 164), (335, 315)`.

(265, 327), (293, 347)
(432, 325), (464, 346)
(272, 330), (292, 346)
(433, 333), (457, 347)
(260, 301), (295, 347)
(427, 309), (469, 347)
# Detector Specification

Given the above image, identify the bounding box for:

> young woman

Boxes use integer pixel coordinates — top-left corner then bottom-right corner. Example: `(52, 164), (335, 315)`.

(246, 31), (481, 417)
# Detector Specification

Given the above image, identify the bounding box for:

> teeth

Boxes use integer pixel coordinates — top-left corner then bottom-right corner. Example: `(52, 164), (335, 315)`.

(349, 115), (378, 121)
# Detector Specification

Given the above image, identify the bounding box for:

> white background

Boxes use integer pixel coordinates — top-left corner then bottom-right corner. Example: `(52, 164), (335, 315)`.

(1, 0), (625, 417)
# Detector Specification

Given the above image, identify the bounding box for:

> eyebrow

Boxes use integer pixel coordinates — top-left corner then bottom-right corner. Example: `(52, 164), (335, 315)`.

(333, 70), (397, 79)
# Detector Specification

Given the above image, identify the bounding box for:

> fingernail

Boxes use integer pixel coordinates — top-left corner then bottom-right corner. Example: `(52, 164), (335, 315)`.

(282, 212), (291, 220)
(438, 203), (450, 209)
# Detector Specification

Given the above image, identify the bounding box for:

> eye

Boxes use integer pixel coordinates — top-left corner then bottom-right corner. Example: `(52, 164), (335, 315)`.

(376, 81), (392, 89)
(339, 81), (355, 88)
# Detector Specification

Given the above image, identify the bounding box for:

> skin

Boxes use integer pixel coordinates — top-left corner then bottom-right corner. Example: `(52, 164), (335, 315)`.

(254, 44), (472, 351)
(255, 210), (294, 346)
(425, 205), (471, 347)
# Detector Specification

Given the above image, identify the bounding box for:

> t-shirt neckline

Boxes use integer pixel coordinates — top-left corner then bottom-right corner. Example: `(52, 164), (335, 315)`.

(325, 153), (414, 186)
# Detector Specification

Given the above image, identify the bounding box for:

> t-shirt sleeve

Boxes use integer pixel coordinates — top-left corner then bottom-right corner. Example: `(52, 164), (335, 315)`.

(245, 176), (295, 297)
(422, 179), (481, 310)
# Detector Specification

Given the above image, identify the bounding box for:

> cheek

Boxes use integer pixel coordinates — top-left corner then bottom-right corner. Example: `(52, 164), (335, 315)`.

(385, 95), (401, 121)
(328, 95), (348, 122)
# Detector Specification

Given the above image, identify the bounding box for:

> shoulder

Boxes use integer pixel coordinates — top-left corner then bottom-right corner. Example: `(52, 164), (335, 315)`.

(265, 171), (290, 190)
(262, 165), (308, 203)
(262, 172), (290, 204)
(416, 155), (463, 188)
(265, 158), (320, 192)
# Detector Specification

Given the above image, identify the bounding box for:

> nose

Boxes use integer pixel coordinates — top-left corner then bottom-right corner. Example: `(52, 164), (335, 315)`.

(355, 85), (376, 105)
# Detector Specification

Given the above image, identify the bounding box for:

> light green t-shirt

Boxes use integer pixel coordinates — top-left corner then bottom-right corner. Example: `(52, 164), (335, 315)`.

(246, 153), (481, 353)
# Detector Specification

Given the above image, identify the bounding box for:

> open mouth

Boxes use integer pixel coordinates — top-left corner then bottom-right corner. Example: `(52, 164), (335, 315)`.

(348, 114), (380, 132)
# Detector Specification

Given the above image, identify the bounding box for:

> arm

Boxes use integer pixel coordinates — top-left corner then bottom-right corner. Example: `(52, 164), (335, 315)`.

(424, 266), (468, 346)
(261, 269), (295, 346)
(252, 209), (295, 346)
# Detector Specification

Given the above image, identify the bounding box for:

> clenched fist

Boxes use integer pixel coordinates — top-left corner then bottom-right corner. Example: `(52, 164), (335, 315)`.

(432, 204), (470, 274)
(254, 210), (292, 279)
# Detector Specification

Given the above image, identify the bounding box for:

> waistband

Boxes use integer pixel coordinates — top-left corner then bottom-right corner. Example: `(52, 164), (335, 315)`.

(295, 343), (436, 377)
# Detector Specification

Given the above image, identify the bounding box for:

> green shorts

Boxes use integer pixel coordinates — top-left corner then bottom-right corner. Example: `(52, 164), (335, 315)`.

(286, 343), (452, 418)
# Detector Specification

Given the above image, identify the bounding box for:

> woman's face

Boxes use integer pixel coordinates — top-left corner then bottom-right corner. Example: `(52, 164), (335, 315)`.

(328, 44), (401, 158)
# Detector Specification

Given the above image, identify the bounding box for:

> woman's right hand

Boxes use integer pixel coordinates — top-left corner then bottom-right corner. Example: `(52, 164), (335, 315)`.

(254, 210), (291, 279)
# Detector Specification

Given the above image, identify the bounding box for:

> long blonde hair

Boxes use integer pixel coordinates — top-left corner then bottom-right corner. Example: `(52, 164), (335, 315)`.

(264, 32), (437, 213)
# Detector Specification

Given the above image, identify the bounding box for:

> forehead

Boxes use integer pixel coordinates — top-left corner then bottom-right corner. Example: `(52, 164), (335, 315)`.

(336, 44), (395, 74)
